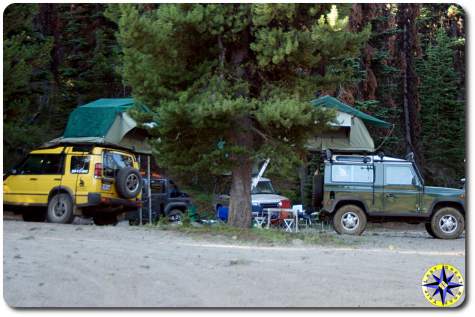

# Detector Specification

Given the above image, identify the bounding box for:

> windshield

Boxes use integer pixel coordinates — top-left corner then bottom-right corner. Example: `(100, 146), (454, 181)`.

(251, 181), (276, 194)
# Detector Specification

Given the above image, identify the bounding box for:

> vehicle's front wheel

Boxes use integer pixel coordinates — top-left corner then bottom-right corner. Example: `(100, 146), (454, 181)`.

(47, 193), (74, 224)
(430, 207), (464, 239)
(333, 204), (367, 235)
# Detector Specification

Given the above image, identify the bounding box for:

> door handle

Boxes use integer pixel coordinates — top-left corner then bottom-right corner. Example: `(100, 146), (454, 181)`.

(29, 178), (38, 181)
(54, 178), (61, 181)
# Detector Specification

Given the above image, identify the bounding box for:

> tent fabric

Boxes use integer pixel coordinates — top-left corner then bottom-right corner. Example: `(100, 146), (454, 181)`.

(63, 98), (150, 138)
(306, 116), (375, 152)
(311, 95), (392, 128)
(46, 98), (152, 154)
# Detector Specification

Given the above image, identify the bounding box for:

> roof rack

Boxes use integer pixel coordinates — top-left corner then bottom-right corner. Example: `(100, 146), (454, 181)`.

(38, 141), (141, 154)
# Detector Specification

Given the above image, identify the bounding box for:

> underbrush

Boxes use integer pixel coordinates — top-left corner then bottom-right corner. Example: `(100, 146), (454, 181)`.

(151, 221), (355, 247)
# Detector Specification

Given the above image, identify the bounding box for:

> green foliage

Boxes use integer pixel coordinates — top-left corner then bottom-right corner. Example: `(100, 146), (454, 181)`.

(112, 4), (369, 181)
(417, 29), (465, 185)
(3, 4), (53, 166)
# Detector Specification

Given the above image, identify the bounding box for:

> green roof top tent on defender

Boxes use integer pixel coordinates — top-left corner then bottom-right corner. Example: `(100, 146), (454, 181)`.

(306, 95), (392, 153)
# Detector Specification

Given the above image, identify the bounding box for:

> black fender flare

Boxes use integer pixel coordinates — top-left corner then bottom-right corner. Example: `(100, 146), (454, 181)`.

(164, 202), (188, 215)
(428, 198), (465, 216)
(327, 197), (370, 215)
(48, 186), (75, 203)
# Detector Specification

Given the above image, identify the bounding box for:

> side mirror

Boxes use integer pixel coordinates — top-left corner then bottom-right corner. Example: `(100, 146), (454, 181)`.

(411, 177), (417, 186)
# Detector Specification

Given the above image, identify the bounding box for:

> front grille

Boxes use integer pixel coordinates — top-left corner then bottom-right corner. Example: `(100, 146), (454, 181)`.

(259, 202), (279, 209)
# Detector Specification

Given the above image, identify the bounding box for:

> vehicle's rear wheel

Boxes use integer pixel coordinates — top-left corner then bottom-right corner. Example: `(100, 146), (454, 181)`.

(93, 213), (118, 226)
(333, 204), (367, 235)
(168, 209), (184, 223)
(47, 193), (74, 224)
(430, 207), (464, 239)
(115, 167), (142, 199)
(22, 208), (46, 222)
(424, 223), (437, 238)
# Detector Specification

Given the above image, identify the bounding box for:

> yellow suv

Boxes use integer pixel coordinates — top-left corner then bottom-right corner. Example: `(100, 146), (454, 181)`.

(3, 144), (143, 225)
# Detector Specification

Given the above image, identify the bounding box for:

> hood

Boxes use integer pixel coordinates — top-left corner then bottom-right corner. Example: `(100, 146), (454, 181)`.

(252, 193), (289, 204)
(424, 186), (464, 197)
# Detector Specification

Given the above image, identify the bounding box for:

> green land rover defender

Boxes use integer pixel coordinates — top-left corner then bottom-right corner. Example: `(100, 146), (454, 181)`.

(313, 152), (465, 239)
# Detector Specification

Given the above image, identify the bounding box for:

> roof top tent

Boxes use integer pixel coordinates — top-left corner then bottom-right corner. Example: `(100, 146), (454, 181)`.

(44, 98), (153, 154)
(306, 95), (392, 153)
(43, 98), (155, 225)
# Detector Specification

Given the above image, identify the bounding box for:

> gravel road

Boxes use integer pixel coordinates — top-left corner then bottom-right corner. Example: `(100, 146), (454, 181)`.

(3, 220), (465, 307)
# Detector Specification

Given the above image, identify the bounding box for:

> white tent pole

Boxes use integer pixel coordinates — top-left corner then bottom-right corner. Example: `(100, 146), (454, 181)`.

(147, 155), (152, 224)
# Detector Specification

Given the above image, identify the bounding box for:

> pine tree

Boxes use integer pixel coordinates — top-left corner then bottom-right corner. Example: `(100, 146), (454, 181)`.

(111, 4), (370, 228)
(3, 4), (53, 167)
(417, 29), (465, 186)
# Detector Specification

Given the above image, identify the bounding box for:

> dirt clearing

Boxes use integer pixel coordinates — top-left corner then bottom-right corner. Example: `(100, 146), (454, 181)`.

(3, 220), (465, 307)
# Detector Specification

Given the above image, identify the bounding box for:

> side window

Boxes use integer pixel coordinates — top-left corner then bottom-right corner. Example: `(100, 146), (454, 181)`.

(384, 165), (415, 185)
(70, 156), (90, 174)
(103, 152), (134, 178)
(17, 155), (45, 175)
(331, 164), (374, 183)
(17, 155), (63, 175)
(150, 180), (165, 193)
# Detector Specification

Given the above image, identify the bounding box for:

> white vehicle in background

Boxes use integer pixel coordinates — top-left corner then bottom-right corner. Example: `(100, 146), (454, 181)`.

(214, 159), (292, 220)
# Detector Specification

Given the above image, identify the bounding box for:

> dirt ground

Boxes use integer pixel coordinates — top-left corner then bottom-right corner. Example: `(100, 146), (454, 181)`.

(2, 219), (465, 308)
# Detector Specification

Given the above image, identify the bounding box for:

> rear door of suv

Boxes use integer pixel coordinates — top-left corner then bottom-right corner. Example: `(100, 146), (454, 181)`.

(101, 150), (136, 199)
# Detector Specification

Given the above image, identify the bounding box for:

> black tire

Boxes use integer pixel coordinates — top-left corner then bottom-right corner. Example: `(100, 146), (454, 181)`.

(313, 174), (324, 208)
(333, 204), (367, 235)
(22, 208), (46, 222)
(115, 167), (142, 199)
(93, 213), (118, 226)
(168, 209), (184, 223)
(430, 207), (464, 239)
(47, 193), (74, 224)
(425, 223), (437, 238)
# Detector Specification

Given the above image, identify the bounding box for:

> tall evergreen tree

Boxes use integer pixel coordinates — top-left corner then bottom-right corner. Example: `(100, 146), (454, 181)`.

(417, 29), (465, 185)
(3, 4), (53, 167)
(111, 4), (370, 227)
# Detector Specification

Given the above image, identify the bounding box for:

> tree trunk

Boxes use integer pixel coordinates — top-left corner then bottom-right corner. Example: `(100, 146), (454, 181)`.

(227, 117), (254, 228)
(402, 24), (414, 155)
(228, 159), (253, 228)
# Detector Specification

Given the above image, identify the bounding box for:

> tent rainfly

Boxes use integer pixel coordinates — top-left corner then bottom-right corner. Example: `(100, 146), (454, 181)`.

(306, 95), (392, 152)
(44, 98), (153, 154)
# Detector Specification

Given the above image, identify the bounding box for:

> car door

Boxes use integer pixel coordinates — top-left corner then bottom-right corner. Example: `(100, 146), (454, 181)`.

(4, 154), (64, 205)
(150, 179), (167, 213)
(65, 154), (93, 204)
(383, 164), (421, 214)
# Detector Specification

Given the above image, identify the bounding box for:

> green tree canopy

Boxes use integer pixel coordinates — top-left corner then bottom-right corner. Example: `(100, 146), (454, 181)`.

(110, 3), (370, 227)
(418, 28), (465, 185)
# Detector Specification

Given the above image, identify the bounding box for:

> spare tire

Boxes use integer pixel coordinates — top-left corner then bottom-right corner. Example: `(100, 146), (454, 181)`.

(313, 174), (324, 208)
(115, 167), (142, 199)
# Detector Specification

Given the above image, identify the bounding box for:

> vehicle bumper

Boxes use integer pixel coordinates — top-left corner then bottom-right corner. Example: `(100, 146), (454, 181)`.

(78, 193), (141, 209)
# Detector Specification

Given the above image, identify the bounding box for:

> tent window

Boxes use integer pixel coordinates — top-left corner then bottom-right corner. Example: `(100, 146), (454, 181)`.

(331, 164), (374, 183)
